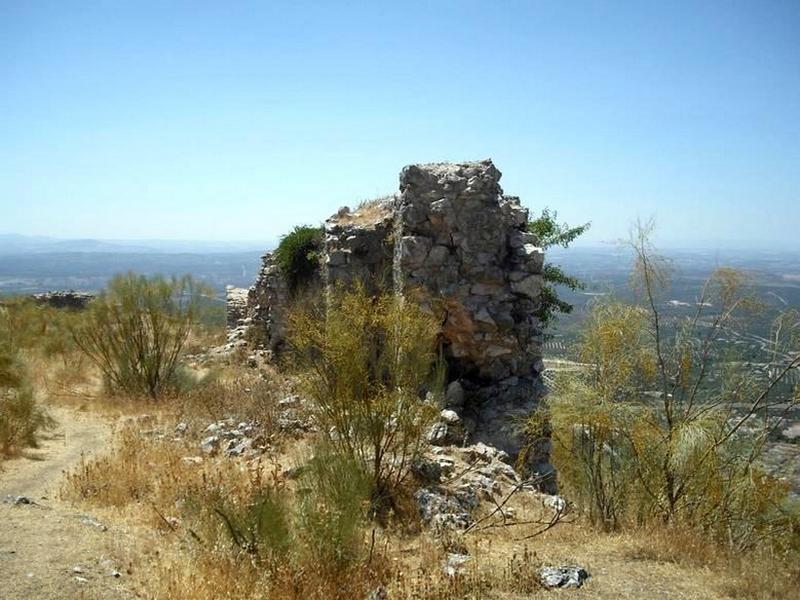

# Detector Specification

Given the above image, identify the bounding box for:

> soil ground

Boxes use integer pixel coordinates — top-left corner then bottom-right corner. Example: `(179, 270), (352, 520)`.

(0, 404), (763, 600)
(0, 406), (135, 600)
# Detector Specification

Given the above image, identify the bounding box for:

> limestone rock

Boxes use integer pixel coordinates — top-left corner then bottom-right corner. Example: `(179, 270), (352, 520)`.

(538, 565), (590, 589)
(442, 553), (471, 577)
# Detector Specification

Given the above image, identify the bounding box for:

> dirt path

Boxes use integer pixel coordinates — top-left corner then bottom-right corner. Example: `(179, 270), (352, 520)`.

(0, 406), (135, 599)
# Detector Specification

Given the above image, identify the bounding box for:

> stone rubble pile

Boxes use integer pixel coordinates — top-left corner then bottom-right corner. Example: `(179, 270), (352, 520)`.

(412, 440), (565, 533)
(198, 419), (268, 457)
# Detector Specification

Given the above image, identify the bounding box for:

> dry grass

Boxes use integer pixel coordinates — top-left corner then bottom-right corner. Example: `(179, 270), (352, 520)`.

(61, 414), (800, 599)
(60, 413), (393, 599)
(333, 196), (394, 226)
(623, 526), (800, 600)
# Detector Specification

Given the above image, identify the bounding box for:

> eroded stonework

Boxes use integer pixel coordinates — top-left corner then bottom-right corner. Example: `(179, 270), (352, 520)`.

(246, 253), (292, 353)
(30, 290), (95, 310)
(235, 160), (549, 482)
(392, 161), (547, 476)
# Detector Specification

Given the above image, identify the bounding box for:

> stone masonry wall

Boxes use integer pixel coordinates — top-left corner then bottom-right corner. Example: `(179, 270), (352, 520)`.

(234, 160), (549, 481)
(392, 161), (548, 476)
(245, 252), (292, 353)
(225, 286), (249, 329)
(324, 198), (395, 292)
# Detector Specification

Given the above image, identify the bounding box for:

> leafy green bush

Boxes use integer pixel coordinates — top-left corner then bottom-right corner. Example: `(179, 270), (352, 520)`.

(0, 345), (54, 455)
(273, 225), (323, 294)
(72, 272), (212, 399)
(287, 284), (441, 512)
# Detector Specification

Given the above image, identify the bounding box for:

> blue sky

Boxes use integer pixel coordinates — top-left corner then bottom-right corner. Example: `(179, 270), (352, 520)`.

(1, 1), (798, 247)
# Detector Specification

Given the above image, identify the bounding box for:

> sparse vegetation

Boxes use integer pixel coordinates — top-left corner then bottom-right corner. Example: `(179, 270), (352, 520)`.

(0, 344), (55, 455)
(0, 300), (58, 456)
(537, 222), (800, 554)
(287, 284), (441, 513)
(71, 273), (211, 399)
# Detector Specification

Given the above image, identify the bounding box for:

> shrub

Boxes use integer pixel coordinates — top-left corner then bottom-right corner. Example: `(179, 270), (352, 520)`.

(211, 488), (294, 566)
(273, 225), (323, 295)
(287, 284), (441, 512)
(0, 345), (54, 455)
(297, 445), (371, 568)
(538, 223), (800, 550)
(71, 273), (211, 399)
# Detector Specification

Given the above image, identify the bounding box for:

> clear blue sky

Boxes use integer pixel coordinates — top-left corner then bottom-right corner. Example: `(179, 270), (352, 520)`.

(2, 1), (798, 247)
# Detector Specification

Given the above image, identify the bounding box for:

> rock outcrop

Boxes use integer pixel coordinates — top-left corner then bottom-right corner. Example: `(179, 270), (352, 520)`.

(231, 160), (550, 482)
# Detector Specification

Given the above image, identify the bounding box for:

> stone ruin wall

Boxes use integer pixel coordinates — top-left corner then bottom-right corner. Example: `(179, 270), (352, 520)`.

(241, 253), (293, 353)
(235, 160), (549, 479)
(225, 286), (249, 329)
(30, 290), (96, 310)
(392, 161), (547, 475)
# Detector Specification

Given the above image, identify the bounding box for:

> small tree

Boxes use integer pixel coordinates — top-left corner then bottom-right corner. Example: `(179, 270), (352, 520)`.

(287, 284), (441, 511)
(527, 208), (590, 330)
(72, 273), (210, 399)
(0, 344), (54, 455)
(542, 222), (800, 549)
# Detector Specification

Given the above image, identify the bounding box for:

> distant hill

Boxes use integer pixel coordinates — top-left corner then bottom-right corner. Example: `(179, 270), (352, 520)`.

(0, 250), (266, 295)
(0, 234), (275, 255)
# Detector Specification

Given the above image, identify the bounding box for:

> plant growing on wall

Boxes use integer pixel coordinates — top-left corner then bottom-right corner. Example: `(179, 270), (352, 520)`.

(527, 208), (590, 330)
(274, 225), (324, 295)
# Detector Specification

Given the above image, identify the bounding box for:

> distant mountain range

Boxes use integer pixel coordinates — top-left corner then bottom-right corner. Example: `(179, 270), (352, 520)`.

(0, 234), (275, 255)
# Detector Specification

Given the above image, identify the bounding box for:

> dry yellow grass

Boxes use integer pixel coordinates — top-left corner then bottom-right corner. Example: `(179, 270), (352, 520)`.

(332, 196), (394, 227)
(58, 400), (799, 600)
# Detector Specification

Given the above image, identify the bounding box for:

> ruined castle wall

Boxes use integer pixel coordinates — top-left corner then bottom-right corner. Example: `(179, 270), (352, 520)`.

(246, 253), (292, 352)
(393, 161), (547, 468)
(225, 286), (249, 328)
(324, 199), (395, 293)
(233, 160), (548, 477)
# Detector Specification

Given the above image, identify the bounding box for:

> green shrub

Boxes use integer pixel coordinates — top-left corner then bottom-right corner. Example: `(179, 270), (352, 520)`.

(211, 489), (294, 566)
(527, 208), (590, 330)
(297, 445), (371, 568)
(287, 284), (441, 513)
(71, 272), (212, 399)
(273, 225), (323, 294)
(207, 444), (370, 571)
(0, 345), (54, 455)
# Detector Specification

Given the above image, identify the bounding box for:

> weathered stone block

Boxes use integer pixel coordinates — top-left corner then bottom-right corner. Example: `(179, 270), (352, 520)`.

(511, 274), (543, 299)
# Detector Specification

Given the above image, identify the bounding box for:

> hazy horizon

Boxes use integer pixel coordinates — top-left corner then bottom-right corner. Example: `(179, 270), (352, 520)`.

(2, 2), (799, 247)
(1, 231), (799, 254)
